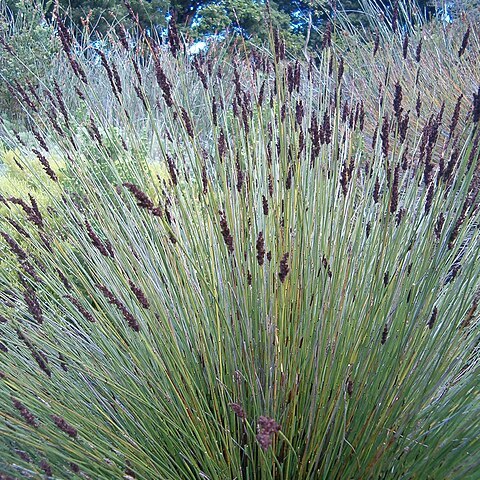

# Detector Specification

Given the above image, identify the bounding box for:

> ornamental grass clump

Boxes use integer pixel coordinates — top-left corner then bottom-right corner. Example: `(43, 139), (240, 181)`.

(0, 6), (479, 480)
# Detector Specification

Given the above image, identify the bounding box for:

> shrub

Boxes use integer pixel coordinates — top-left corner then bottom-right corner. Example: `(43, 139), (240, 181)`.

(0, 8), (479, 480)
(0, 0), (60, 121)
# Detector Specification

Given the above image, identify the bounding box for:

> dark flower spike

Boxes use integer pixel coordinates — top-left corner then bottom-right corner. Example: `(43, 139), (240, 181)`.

(391, 0), (399, 33)
(402, 34), (408, 59)
(473, 86), (480, 124)
(128, 279), (150, 309)
(393, 82), (403, 121)
(202, 165), (208, 194)
(17, 329), (51, 377)
(346, 378), (354, 396)
(181, 107), (194, 139)
(65, 295), (95, 322)
(434, 213), (445, 239)
(381, 324), (388, 344)
(154, 57), (173, 107)
(111, 62), (122, 95)
(425, 183), (435, 215)
(279, 253), (290, 283)
(229, 402), (246, 419)
(416, 93), (422, 118)
(256, 416), (281, 451)
(95, 48), (118, 98)
(51, 415), (78, 438)
(262, 195), (269, 216)
(32, 149), (57, 182)
(118, 24), (129, 50)
(123, 183), (155, 211)
(24, 286), (43, 324)
(458, 27), (470, 58)
(449, 95), (463, 139)
(415, 39), (422, 63)
(168, 15), (181, 58)
(15, 449), (31, 463)
(428, 307), (438, 329)
(373, 31), (380, 56)
(381, 115), (390, 158)
(219, 211), (234, 254)
(40, 459), (52, 477)
(97, 284), (140, 332)
(390, 165), (399, 214)
(373, 178), (380, 203)
(322, 21), (332, 49)
(337, 57), (344, 84)
(256, 231), (265, 266)
(12, 398), (39, 427)
(85, 220), (113, 258)
(1, 231), (27, 261)
(166, 155), (178, 186)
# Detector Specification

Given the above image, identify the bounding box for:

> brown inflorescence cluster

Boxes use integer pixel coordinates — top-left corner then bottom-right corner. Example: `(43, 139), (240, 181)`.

(279, 253), (290, 283)
(16, 329), (51, 377)
(219, 211), (234, 255)
(85, 220), (114, 258)
(229, 402), (246, 420)
(128, 279), (150, 309)
(256, 416), (281, 451)
(12, 398), (39, 428)
(97, 284), (140, 332)
(65, 295), (95, 323)
(51, 414), (78, 438)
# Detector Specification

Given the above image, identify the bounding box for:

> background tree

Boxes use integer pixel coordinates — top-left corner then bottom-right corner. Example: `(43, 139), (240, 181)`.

(5, 0), (169, 35)
(2, 1), (477, 52)
(189, 0), (313, 52)
(0, 0), (60, 119)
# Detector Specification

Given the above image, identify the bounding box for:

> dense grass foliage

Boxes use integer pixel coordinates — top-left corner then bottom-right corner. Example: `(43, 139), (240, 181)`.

(0, 7), (479, 480)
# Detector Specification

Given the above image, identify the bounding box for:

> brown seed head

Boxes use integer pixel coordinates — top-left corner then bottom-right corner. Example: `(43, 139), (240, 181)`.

(168, 15), (181, 58)
(322, 22), (332, 49)
(391, 0), (399, 32)
(229, 402), (246, 419)
(381, 324), (388, 344)
(415, 39), (422, 62)
(279, 253), (290, 283)
(449, 95), (463, 139)
(256, 415), (280, 451)
(381, 115), (390, 157)
(428, 306), (438, 329)
(390, 165), (399, 214)
(51, 414), (77, 438)
(393, 82), (403, 121)
(97, 284), (140, 331)
(473, 86), (480, 124)
(40, 459), (52, 477)
(219, 211), (234, 255)
(65, 295), (95, 322)
(416, 93), (422, 118)
(424, 183), (435, 215)
(346, 378), (354, 396)
(402, 34), (409, 59)
(256, 231), (265, 266)
(373, 31), (380, 56)
(128, 279), (150, 309)
(12, 398), (39, 427)
(458, 27), (470, 58)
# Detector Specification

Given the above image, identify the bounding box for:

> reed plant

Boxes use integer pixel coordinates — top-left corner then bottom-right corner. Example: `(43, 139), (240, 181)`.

(0, 4), (479, 479)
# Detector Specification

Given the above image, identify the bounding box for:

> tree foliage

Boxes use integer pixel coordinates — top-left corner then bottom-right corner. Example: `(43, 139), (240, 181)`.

(2, 1), (459, 46)
(0, 0), (60, 118)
